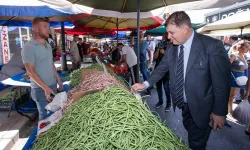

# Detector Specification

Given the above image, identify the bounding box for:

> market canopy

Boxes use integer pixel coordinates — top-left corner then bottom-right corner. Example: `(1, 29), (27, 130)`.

(0, 0), (89, 27)
(54, 27), (116, 36)
(197, 11), (250, 34)
(66, 0), (198, 12)
(146, 23), (205, 36)
(72, 14), (164, 31)
(163, 0), (245, 14)
(40, 0), (200, 18)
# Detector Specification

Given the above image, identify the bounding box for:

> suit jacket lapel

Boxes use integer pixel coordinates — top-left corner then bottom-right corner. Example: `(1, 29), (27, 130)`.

(185, 32), (201, 78)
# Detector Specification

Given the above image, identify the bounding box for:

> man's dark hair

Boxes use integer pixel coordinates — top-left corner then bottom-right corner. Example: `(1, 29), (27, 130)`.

(78, 38), (82, 40)
(230, 35), (238, 41)
(73, 34), (79, 37)
(165, 11), (192, 28)
(117, 43), (124, 47)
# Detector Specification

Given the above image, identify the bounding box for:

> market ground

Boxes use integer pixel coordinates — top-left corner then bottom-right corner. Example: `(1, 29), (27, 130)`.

(142, 88), (250, 150)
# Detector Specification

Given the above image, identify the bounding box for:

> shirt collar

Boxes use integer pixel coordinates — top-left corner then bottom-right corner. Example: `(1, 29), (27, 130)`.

(30, 38), (49, 46)
(30, 39), (39, 45)
(181, 30), (194, 50)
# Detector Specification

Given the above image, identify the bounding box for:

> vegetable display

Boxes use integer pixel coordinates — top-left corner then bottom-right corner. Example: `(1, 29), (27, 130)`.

(33, 87), (189, 150)
(65, 70), (127, 111)
(68, 64), (119, 88)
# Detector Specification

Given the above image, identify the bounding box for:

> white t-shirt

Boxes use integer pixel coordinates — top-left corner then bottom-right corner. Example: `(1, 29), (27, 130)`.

(146, 40), (155, 61)
(122, 45), (137, 67)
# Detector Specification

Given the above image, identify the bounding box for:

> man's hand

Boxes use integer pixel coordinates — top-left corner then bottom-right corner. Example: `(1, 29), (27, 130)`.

(160, 49), (165, 54)
(58, 79), (63, 92)
(44, 87), (55, 102)
(210, 113), (226, 131)
(132, 83), (147, 92)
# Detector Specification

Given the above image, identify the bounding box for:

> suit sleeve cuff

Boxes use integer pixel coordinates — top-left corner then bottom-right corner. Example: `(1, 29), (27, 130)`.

(143, 81), (150, 89)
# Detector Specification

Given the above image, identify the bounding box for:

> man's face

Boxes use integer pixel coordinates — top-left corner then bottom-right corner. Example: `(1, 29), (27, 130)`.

(74, 36), (79, 42)
(117, 45), (123, 51)
(146, 35), (151, 41)
(34, 22), (50, 39)
(167, 24), (188, 45)
(79, 39), (82, 43)
(83, 37), (87, 42)
(140, 31), (144, 39)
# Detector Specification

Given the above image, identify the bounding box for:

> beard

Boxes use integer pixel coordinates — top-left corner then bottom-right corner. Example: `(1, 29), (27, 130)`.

(38, 31), (49, 39)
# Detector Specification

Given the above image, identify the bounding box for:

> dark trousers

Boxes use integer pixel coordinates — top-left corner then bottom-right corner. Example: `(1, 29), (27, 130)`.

(156, 77), (171, 105)
(182, 104), (212, 150)
(72, 61), (80, 71)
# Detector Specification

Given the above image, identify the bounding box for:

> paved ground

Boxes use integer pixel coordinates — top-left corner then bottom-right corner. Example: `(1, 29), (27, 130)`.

(142, 88), (250, 150)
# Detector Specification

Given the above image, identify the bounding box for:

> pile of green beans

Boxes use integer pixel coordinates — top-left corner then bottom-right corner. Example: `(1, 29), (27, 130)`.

(68, 64), (124, 88)
(33, 87), (189, 150)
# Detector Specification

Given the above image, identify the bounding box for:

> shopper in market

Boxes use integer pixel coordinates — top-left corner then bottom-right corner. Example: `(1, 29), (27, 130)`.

(132, 11), (231, 150)
(77, 38), (83, 61)
(224, 35), (238, 55)
(228, 40), (249, 115)
(81, 37), (89, 57)
(117, 43), (138, 84)
(154, 33), (171, 111)
(146, 33), (155, 69)
(21, 17), (63, 120)
(70, 34), (81, 70)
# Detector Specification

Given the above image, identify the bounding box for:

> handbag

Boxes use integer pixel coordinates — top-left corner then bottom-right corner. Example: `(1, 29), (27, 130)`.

(231, 72), (248, 86)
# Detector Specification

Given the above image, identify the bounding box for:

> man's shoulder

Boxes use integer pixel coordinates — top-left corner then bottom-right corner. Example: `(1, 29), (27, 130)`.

(197, 33), (221, 45)
(22, 40), (36, 51)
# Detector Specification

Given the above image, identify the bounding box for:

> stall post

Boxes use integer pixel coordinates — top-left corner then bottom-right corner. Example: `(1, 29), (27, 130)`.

(61, 22), (68, 71)
(136, 0), (140, 82)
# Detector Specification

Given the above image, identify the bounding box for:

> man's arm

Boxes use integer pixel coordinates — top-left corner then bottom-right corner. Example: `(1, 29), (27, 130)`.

(209, 40), (231, 116)
(25, 63), (48, 90)
(132, 46), (171, 91)
(145, 45), (172, 86)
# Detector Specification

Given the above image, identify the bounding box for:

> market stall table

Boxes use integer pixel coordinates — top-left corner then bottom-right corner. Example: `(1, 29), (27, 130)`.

(1, 72), (69, 119)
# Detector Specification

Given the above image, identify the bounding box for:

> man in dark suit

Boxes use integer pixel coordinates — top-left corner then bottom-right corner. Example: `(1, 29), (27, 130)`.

(132, 11), (231, 150)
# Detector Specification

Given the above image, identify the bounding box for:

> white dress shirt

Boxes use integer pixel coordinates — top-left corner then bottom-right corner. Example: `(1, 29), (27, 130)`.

(144, 30), (195, 102)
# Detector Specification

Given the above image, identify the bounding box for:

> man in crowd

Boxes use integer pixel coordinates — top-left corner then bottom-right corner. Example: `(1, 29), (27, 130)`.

(81, 37), (89, 57)
(70, 34), (81, 70)
(132, 11), (231, 149)
(146, 33), (155, 69)
(154, 33), (171, 111)
(22, 17), (63, 120)
(133, 31), (152, 94)
(77, 38), (83, 61)
(224, 35), (238, 56)
(117, 43), (138, 84)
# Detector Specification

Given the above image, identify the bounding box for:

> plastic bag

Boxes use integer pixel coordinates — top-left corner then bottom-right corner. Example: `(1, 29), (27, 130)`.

(233, 100), (250, 125)
(45, 92), (67, 112)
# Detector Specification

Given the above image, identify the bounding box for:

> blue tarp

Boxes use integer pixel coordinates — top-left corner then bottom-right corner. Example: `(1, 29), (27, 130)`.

(0, 1), (76, 17)
(0, 20), (74, 27)
(0, 0), (77, 27)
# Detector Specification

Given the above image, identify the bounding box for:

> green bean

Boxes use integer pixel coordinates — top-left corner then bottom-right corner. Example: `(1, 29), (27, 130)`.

(33, 86), (189, 150)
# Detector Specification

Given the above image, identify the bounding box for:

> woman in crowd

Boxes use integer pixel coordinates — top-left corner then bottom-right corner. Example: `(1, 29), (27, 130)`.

(229, 40), (250, 115)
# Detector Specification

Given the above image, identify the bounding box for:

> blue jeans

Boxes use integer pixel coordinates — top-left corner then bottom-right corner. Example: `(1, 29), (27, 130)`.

(140, 61), (150, 81)
(156, 77), (171, 105)
(31, 84), (57, 120)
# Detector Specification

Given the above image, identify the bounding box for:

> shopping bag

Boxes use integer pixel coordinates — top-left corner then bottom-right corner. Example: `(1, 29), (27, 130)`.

(233, 100), (250, 125)
(45, 92), (67, 112)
